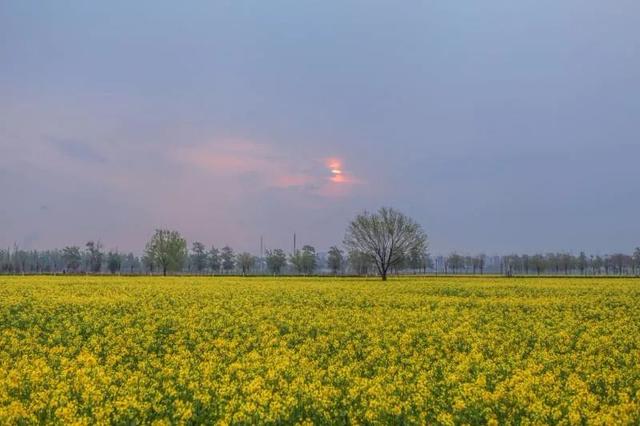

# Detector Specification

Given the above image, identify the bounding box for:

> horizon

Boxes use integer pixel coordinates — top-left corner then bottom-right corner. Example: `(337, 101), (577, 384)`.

(2, 1), (639, 254)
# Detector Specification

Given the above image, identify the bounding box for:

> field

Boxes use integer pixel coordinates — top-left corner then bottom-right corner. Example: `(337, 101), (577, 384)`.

(1, 276), (639, 425)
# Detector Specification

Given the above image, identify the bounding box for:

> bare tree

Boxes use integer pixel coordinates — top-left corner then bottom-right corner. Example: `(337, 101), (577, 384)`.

(344, 207), (427, 281)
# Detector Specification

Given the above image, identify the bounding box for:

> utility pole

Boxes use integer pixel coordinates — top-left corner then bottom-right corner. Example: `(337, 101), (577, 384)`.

(260, 235), (264, 273)
(293, 232), (297, 254)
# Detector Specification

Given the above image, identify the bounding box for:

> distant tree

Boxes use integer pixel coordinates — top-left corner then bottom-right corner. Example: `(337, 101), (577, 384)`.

(470, 256), (479, 274)
(502, 255), (518, 276)
(221, 246), (235, 273)
(142, 253), (154, 274)
(610, 253), (630, 275)
(190, 241), (208, 274)
(531, 254), (546, 275)
(408, 245), (428, 273)
(123, 253), (140, 274)
(633, 248), (640, 276)
(472, 254), (486, 275)
(144, 229), (187, 276)
(289, 251), (302, 273)
(327, 246), (344, 275)
(265, 249), (287, 274)
(604, 255), (611, 275)
(424, 254), (435, 273)
(107, 251), (122, 274)
(511, 255), (524, 275)
(209, 246), (221, 274)
(236, 252), (256, 275)
(559, 253), (574, 275)
(301, 245), (317, 274)
(546, 253), (559, 274)
(290, 245), (317, 275)
(85, 241), (104, 273)
(447, 253), (464, 274)
(62, 246), (82, 272)
(344, 207), (427, 281)
(463, 256), (473, 274)
(521, 254), (530, 275)
(348, 250), (373, 275)
(392, 252), (409, 273)
(577, 252), (588, 275)
(0, 249), (9, 273)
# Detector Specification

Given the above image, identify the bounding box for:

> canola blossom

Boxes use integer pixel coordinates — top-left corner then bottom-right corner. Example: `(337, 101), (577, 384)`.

(1, 276), (639, 424)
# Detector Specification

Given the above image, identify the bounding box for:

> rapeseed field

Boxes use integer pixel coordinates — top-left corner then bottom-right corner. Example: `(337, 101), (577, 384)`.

(1, 276), (639, 424)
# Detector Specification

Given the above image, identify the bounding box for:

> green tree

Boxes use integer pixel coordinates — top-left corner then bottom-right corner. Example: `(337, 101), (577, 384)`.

(236, 252), (256, 275)
(107, 251), (122, 274)
(221, 246), (235, 273)
(265, 249), (287, 274)
(531, 254), (546, 275)
(209, 246), (221, 274)
(348, 250), (373, 275)
(578, 252), (588, 275)
(447, 253), (464, 274)
(290, 245), (317, 275)
(190, 241), (208, 273)
(62, 246), (82, 272)
(144, 229), (187, 276)
(85, 241), (104, 273)
(327, 246), (344, 275)
(408, 245), (428, 273)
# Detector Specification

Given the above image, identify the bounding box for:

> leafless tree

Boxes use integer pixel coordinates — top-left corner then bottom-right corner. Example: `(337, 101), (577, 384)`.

(344, 207), (427, 281)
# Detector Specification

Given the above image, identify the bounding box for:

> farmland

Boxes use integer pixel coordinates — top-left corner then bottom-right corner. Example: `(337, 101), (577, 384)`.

(1, 276), (639, 424)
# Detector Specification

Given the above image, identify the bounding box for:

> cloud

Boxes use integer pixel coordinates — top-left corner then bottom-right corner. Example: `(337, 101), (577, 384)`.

(51, 138), (107, 163)
(175, 140), (363, 197)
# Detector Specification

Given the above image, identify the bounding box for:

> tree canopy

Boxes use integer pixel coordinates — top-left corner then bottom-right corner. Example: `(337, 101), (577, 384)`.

(144, 229), (187, 276)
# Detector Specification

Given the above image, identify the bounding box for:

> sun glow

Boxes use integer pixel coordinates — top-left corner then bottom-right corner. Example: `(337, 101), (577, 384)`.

(325, 157), (351, 185)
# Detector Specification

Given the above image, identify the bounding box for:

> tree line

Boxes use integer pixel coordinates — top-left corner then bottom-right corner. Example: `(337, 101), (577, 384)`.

(2, 208), (639, 278)
(435, 251), (640, 276)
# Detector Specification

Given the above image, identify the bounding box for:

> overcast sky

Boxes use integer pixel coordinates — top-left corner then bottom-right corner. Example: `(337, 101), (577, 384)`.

(1, 0), (639, 254)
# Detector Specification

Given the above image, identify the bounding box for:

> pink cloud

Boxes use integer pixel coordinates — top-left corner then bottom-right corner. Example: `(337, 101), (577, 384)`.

(274, 174), (316, 188)
(175, 140), (364, 197)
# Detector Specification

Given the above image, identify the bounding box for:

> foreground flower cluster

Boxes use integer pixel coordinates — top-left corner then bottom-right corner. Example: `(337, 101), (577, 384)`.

(1, 276), (639, 424)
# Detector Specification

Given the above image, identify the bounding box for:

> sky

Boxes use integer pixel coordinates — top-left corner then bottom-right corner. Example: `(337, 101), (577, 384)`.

(1, 0), (639, 255)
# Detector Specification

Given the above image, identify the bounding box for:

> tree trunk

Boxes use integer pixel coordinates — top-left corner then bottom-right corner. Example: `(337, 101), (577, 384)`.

(381, 272), (387, 281)
(163, 266), (167, 276)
